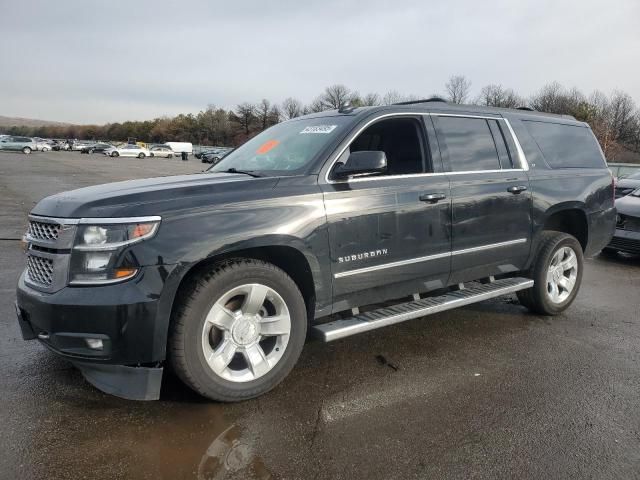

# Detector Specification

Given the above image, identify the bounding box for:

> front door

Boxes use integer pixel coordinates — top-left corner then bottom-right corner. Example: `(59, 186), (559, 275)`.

(432, 114), (532, 283)
(321, 115), (452, 312)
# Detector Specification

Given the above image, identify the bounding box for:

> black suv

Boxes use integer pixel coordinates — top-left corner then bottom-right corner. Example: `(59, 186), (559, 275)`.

(16, 102), (616, 401)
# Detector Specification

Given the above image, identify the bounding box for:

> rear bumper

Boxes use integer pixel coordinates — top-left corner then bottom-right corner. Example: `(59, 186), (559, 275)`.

(585, 207), (617, 257)
(607, 228), (640, 254)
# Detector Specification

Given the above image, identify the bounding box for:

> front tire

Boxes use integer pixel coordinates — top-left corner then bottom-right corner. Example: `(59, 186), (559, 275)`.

(138, 153), (145, 159)
(111, 151), (119, 157)
(169, 259), (307, 402)
(517, 231), (584, 315)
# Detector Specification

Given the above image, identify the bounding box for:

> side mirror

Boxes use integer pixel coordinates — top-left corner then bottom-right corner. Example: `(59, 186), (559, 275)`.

(333, 150), (387, 179)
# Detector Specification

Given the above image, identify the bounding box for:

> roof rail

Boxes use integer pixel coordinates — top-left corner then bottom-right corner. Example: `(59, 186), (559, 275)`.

(516, 106), (535, 111)
(393, 96), (447, 105)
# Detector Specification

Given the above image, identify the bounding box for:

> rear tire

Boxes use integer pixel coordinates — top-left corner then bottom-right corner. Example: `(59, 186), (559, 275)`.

(138, 153), (145, 159)
(111, 151), (119, 157)
(517, 231), (583, 315)
(169, 259), (307, 402)
(22, 147), (32, 154)
(168, 154), (173, 158)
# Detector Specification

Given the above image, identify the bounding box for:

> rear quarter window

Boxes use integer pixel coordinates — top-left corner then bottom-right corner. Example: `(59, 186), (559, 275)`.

(523, 120), (605, 169)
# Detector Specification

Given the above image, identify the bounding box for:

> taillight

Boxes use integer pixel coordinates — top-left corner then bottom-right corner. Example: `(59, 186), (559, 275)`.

(611, 174), (616, 203)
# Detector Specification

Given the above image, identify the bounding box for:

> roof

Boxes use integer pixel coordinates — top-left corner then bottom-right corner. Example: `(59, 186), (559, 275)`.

(302, 102), (581, 125)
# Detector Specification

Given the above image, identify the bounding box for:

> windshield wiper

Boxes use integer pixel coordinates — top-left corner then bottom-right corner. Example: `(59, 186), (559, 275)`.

(223, 168), (265, 178)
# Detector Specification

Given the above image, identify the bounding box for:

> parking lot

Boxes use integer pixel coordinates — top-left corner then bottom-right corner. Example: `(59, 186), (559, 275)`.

(1, 151), (639, 479)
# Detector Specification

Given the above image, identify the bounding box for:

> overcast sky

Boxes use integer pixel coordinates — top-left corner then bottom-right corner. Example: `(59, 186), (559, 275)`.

(1, 0), (639, 124)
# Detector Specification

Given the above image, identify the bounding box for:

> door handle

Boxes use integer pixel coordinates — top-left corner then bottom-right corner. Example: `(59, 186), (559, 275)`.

(419, 193), (447, 203)
(507, 185), (528, 194)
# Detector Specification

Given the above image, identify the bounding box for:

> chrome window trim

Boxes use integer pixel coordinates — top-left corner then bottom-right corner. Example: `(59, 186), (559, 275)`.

(333, 238), (527, 279)
(323, 112), (529, 184)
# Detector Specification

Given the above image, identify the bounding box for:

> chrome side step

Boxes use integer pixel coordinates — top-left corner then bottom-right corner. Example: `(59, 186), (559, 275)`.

(312, 277), (533, 342)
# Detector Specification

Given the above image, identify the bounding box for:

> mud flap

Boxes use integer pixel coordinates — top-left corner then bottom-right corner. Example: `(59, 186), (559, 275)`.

(75, 362), (163, 401)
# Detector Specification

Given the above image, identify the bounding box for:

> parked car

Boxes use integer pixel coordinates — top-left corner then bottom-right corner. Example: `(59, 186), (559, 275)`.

(149, 145), (174, 158)
(0, 136), (37, 154)
(16, 102), (615, 402)
(72, 142), (93, 151)
(201, 148), (232, 164)
(614, 171), (640, 198)
(609, 162), (640, 180)
(103, 144), (151, 158)
(164, 142), (193, 157)
(34, 139), (53, 152)
(80, 143), (112, 154)
(605, 188), (640, 255)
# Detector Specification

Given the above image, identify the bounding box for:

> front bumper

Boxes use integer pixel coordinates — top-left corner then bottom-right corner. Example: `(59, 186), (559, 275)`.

(607, 228), (640, 254)
(15, 264), (178, 400)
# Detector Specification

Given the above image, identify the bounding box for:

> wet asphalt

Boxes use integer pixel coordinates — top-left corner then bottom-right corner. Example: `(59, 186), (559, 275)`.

(0, 151), (639, 480)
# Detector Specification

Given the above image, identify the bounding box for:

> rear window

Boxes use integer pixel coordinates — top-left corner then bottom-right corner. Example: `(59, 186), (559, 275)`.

(435, 116), (502, 172)
(523, 121), (605, 169)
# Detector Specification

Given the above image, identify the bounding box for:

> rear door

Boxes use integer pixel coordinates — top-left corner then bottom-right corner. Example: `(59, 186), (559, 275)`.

(432, 114), (532, 283)
(321, 114), (452, 311)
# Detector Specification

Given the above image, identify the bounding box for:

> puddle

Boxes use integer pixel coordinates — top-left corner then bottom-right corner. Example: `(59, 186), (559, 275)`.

(197, 425), (272, 480)
(21, 393), (272, 480)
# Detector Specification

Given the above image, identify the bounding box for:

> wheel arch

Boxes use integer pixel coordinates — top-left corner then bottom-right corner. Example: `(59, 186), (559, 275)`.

(540, 203), (589, 251)
(155, 240), (322, 362)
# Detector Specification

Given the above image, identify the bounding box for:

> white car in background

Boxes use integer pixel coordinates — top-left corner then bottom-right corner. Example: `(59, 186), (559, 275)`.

(103, 144), (151, 158)
(164, 142), (193, 157)
(149, 145), (174, 158)
(35, 139), (52, 152)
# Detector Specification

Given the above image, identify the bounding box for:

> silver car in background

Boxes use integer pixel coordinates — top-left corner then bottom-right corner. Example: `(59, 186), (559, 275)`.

(0, 136), (38, 154)
(103, 144), (151, 158)
(149, 145), (174, 158)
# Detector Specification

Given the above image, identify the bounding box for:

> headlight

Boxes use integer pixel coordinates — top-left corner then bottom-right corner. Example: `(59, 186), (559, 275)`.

(69, 217), (160, 285)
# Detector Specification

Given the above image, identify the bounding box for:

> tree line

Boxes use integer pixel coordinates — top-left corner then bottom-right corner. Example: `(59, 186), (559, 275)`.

(5, 76), (640, 161)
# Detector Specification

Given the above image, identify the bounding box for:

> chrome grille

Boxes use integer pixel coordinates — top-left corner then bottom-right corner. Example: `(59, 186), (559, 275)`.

(618, 215), (640, 232)
(26, 255), (54, 286)
(28, 221), (61, 241)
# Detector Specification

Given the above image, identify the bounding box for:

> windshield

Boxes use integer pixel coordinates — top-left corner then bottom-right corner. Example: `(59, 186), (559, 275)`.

(209, 116), (350, 176)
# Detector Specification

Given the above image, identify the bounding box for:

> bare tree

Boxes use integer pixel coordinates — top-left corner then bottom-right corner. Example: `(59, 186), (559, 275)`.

(609, 90), (636, 142)
(256, 99), (272, 131)
(269, 105), (281, 125)
(281, 97), (303, 120)
(359, 92), (381, 106)
(232, 102), (256, 135)
(306, 97), (327, 113)
(381, 90), (420, 105)
(445, 75), (471, 104)
(475, 84), (523, 108)
(319, 84), (358, 109)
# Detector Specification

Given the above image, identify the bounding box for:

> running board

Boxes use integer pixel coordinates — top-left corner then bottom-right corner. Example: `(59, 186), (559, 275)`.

(312, 277), (534, 342)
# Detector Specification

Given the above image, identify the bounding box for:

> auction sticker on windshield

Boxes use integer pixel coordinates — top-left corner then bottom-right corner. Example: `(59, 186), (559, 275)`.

(256, 140), (279, 154)
(300, 125), (337, 134)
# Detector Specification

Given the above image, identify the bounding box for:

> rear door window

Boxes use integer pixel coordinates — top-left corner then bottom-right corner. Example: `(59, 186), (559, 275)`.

(435, 116), (501, 172)
(523, 120), (605, 168)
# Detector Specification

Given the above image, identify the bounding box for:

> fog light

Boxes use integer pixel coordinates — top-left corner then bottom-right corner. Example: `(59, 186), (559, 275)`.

(85, 338), (103, 350)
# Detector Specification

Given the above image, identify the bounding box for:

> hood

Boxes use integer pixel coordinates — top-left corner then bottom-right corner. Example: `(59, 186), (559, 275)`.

(615, 192), (640, 217)
(31, 172), (279, 219)
(616, 177), (640, 189)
